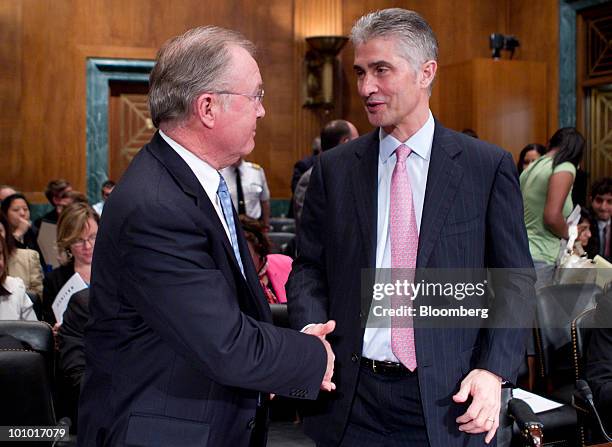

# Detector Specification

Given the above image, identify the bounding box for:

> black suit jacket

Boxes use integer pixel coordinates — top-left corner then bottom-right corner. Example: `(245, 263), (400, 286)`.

(42, 262), (75, 324)
(586, 293), (612, 431)
(287, 123), (535, 447)
(585, 215), (612, 262)
(78, 132), (327, 447)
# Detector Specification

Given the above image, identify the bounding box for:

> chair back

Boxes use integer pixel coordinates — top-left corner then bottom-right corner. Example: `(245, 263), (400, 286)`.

(268, 232), (296, 257)
(571, 307), (597, 380)
(269, 217), (295, 233)
(270, 304), (290, 328)
(0, 349), (56, 425)
(534, 283), (600, 383)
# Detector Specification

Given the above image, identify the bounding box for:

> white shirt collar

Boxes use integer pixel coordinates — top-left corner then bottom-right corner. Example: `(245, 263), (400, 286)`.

(379, 110), (434, 163)
(598, 219), (611, 230)
(159, 130), (222, 200)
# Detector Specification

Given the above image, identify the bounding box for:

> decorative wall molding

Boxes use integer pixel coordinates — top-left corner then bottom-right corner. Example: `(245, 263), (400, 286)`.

(86, 58), (153, 203)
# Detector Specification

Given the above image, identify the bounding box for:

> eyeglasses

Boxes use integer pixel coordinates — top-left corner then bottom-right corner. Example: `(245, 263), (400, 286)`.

(72, 235), (97, 248)
(214, 89), (265, 104)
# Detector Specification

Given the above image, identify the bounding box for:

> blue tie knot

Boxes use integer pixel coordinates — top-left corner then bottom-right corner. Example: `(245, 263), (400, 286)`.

(218, 174), (229, 195)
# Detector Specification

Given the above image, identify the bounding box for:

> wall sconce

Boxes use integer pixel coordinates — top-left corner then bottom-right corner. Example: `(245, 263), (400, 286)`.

(304, 36), (348, 110)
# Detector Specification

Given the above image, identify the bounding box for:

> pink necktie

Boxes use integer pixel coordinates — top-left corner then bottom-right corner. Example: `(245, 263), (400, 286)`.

(390, 144), (418, 371)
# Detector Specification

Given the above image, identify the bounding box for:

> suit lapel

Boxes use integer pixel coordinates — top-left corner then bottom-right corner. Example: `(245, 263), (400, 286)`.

(148, 132), (269, 319)
(417, 122), (464, 267)
(349, 131), (380, 268)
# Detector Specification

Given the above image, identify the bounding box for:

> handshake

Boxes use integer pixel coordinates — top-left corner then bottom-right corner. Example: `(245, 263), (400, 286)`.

(304, 320), (337, 392)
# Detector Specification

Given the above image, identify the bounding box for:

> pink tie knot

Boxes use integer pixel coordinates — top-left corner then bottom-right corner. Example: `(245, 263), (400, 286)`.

(395, 144), (411, 164)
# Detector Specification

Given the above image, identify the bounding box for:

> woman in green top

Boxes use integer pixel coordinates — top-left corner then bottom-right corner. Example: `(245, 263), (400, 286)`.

(520, 128), (585, 274)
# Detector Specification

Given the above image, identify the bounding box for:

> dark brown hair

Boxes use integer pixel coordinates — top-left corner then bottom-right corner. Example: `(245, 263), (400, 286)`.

(239, 215), (270, 259)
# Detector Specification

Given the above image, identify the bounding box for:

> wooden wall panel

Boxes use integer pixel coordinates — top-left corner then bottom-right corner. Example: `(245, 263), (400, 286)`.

(0, 0), (560, 201)
(507, 0), (559, 140)
(0, 0), (22, 182)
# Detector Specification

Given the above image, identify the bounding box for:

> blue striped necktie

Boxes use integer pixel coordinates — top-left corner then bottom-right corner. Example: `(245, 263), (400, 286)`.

(217, 174), (245, 276)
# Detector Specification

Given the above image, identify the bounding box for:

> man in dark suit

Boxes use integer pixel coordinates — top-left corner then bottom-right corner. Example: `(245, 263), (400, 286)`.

(585, 177), (612, 262)
(78, 26), (334, 447)
(287, 8), (535, 447)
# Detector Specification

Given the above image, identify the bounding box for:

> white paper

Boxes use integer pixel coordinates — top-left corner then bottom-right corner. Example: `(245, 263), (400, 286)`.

(51, 272), (88, 324)
(566, 205), (581, 227)
(37, 221), (60, 268)
(512, 388), (564, 413)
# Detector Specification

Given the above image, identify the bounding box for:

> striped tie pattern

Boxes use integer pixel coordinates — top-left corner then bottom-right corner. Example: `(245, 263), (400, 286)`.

(390, 144), (418, 371)
(218, 174), (245, 276)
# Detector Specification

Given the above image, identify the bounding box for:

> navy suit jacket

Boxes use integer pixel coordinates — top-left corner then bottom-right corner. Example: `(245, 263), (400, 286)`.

(78, 132), (327, 447)
(287, 123), (535, 447)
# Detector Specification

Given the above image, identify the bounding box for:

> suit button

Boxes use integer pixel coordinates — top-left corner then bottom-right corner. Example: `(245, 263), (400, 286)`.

(351, 353), (360, 363)
(247, 418), (256, 430)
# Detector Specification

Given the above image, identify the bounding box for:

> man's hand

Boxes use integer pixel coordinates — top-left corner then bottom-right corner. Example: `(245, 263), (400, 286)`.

(453, 368), (502, 444)
(304, 320), (336, 391)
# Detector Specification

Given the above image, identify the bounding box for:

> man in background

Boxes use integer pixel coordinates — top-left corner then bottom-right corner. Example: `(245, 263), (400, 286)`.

(34, 179), (72, 229)
(92, 180), (116, 216)
(293, 120), (359, 226)
(586, 177), (612, 261)
(220, 159), (270, 229)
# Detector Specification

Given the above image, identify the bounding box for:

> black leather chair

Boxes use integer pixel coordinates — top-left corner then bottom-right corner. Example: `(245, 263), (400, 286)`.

(270, 304), (290, 328)
(531, 283), (601, 446)
(0, 321), (75, 446)
(268, 232), (296, 257)
(571, 306), (612, 445)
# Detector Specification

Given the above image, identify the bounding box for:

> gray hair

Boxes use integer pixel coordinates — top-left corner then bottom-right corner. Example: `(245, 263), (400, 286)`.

(350, 8), (438, 71)
(148, 26), (256, 127)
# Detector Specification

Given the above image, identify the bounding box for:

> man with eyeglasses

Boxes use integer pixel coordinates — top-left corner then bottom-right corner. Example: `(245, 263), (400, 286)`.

(79, 26), (335, 447)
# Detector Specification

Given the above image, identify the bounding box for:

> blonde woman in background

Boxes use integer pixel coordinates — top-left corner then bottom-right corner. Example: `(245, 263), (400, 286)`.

(42, 203), (98, 325)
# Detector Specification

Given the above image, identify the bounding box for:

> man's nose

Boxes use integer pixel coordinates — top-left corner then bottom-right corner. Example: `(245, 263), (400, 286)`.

(359, 74), (378, 97)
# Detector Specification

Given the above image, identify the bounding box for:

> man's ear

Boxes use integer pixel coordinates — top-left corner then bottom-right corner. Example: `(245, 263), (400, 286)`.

(420, 60), (437, 90)
(195, 93), (216, 129)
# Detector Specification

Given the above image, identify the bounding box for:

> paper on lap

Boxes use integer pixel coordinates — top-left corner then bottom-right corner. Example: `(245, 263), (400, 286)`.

(52, 272), (88, 324)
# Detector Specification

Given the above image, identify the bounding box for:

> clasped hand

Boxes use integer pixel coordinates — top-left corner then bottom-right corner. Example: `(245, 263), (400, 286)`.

(303, 320), (336, 392)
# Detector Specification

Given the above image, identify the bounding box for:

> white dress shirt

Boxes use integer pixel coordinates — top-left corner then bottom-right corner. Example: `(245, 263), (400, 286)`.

(362, 111), (434, 362)
(0, 276), (37, 321)
(219, 160), (270, 220)
(159, 130), (231, 242)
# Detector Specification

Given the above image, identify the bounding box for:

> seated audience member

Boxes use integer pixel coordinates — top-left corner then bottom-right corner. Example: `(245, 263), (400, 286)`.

(586, 287), (612, 434)
(34, 179), (72, 229)
(42, 203), (98, 324)
(0, 213), (43, 299)
(575, 208), (594, 256)
(92, 180), (115, 216)
(586, 177), (612, 262)
(0, 236), (37, 321)
(240, 216), (292, 304)
(294, 120), (359, 227)
(517, 143), (546, 175)
(0, 193), (41, 254)
(0, 185), (17, 202)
